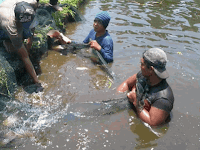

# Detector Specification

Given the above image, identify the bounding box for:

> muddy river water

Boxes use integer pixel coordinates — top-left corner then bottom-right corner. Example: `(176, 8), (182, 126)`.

(0, 0), (200, 149)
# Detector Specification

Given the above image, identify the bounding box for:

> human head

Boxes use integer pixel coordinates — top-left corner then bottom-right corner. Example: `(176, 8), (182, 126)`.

(14, 1), (39, 38)
(142, 48), (169, 79)
(94, 11), (111, 29)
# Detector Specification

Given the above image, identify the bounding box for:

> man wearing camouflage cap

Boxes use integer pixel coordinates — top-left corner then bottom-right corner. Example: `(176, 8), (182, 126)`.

(117, 48), (174, 126)
(0, 0), (43, 92)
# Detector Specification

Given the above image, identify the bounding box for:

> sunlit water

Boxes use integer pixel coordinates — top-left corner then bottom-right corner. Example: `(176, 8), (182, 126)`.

(0, 0), (200, 149)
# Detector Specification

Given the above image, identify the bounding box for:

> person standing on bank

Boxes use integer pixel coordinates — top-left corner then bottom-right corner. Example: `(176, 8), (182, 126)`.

(117, 48), (174, 126)
(0, 1), (43, 91)
(83, 11), (113, 63)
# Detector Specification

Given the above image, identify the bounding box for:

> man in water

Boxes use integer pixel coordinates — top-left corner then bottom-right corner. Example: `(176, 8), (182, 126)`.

(0, 0), (43, 91)
(117, 48), (174, 126)
(83, 11), (113, 63)
(50, 11), (114, 63)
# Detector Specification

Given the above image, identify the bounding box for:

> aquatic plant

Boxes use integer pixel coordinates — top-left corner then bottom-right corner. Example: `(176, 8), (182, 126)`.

(0, 66), (11, 97)
(38, 0), (49, 4)
(51, 5), (74, 27)
(34, 26), (53, 49)
(24, 26), (53, 50)
(39, 0), (83, 7)
(40, 0), (84, 27)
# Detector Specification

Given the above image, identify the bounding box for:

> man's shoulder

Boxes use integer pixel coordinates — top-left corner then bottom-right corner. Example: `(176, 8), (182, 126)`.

(89, 29), (95, 34)
(159, 80), (174, 97)
(149, 80), (174, 104)
(104, 31), (112, 38)
(148, 81), (174, 113)
(102, 32), (113, 44)
(0, 0), (16, 8)
(0, 0), (15, 27)
(1, 18), (20, 36)
(136, 71), (143, 78)
(0, 5), (12, 19)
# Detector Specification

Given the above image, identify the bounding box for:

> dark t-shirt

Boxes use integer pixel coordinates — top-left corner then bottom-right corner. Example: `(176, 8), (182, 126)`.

(136, 71), (174, 113)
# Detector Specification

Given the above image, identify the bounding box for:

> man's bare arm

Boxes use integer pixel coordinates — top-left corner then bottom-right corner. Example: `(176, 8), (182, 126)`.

(18, 44), (39, 84)
(117, 74), (137, 93)
(136, 105), (169, 126)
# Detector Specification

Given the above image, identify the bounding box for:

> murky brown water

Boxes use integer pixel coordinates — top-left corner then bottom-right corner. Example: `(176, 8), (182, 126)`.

(0, 0), (200, 149)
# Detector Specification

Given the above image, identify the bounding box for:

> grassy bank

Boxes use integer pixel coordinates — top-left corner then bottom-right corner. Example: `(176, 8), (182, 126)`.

(40, 0), (84, 7)
(40, 0), (85, 27)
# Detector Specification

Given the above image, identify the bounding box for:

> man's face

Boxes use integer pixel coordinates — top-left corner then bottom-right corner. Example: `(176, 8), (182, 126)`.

(140, 58), (151, 78)
(93, 19), (105, 33)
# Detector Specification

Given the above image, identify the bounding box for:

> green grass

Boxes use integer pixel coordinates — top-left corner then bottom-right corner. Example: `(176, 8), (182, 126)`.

(30, 0), (85, 49)
(39, 0), (83, 7)
(40, 0), (85, 28)
(0, 66), (11, 97)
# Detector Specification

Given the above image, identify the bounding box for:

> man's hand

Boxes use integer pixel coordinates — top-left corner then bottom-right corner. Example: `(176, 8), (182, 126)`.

(47, 30), (71, 44)
(59, 33), (71, 44)
(89, 40), (101, 51)
(127, 87), (137, 106)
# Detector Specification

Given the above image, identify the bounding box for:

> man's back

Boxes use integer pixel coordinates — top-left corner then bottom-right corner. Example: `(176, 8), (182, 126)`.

(136, 71), (174, 113)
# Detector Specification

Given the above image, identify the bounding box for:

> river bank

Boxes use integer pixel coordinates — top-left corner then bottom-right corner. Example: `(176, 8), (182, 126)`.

(0, 0), (85, 100)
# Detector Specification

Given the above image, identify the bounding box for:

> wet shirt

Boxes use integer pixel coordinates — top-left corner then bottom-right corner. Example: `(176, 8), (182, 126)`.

(136, 71), (174, 113)
(83, 29), (113, 63)
(0, 0), (37, 49)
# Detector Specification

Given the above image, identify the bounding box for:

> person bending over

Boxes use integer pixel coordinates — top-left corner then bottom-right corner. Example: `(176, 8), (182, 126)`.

(0, 1), (43, 91)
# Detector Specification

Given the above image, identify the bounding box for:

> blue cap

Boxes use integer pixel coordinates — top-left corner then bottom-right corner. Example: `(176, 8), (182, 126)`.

(95, 11), (111, 28)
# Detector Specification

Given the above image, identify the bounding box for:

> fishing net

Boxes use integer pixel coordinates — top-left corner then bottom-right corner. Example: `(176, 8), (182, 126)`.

(29, 3), (84, 59)
(28, 5), (61, 58)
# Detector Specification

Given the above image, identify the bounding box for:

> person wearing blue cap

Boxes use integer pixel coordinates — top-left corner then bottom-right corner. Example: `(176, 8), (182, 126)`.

(117, 48), (174, 126)
(83, 11), (113, 63)
(0, 0), (43, 92)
